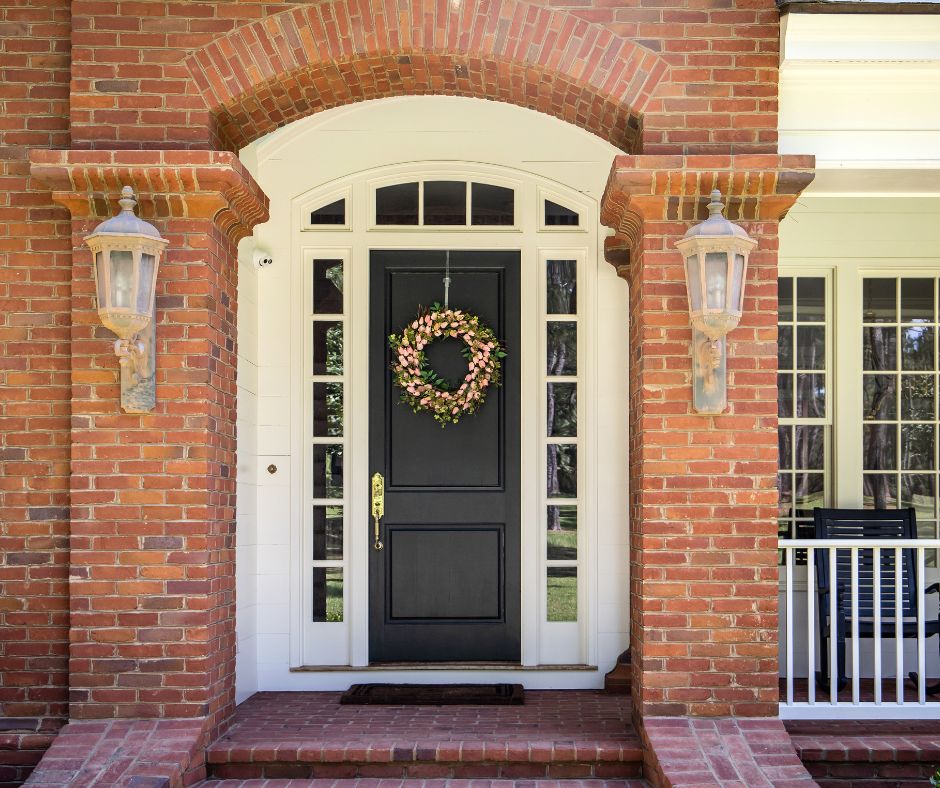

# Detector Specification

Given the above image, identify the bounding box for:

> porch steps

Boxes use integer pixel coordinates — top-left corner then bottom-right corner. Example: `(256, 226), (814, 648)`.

(205, 691), (644, 782)
(197, 781), (651, 787)
(786, 719), (940, 787)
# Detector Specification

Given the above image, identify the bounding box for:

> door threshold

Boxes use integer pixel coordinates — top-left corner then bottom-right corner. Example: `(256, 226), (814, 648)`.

(291, 663), (598, 672)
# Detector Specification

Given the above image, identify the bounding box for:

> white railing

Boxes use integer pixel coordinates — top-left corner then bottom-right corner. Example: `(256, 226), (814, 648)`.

(779, 538), (940, 719)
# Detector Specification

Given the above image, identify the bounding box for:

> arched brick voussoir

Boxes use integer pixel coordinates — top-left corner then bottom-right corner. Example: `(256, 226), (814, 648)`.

(184, 0), (669, 152)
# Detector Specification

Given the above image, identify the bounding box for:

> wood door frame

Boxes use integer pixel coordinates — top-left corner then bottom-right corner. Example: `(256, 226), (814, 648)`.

(280, 160), (621, 678)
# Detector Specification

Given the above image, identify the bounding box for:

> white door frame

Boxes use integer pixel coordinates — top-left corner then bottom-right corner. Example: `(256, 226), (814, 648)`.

(239, 97), (630, 691)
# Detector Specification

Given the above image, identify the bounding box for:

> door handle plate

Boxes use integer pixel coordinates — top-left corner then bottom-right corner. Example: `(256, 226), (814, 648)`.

(371, 472), (385, 550)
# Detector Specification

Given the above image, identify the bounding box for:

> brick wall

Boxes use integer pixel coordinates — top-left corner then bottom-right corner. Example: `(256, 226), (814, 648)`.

(29, 150), (267, 737)
(602, 155), (814, 717)
(64, 0), (779, 155)
(5, 0), (797, 773)
(0, 2), (72, 784)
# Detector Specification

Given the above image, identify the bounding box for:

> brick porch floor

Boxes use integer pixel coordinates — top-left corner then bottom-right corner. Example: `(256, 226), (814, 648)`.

(203, 691), (646, 782)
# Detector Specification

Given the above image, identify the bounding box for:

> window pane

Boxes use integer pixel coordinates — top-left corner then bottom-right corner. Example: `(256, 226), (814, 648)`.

(863, 423), (897, 470)
(795, 373), (825, 419)
(313, 321), (343, 375)
(313, 505), (343, 561)
(547, 567), (577, 621)
(547, 382), (577, 437)
(796, 277), (825, 322)
(795, 425), (824, 470)
(901, 326), (934, 371)
(310, 198), (345, 225)
(545, 199), (579, 226)
(863, 278), (896, 323)
(796, 326), (825, 370)
(901, 278), (934, 323)
(777, 373), (793, 418)
(313, 382), (343, 437)
(778, 473), (793, 518)
(778, 325), (793, 370)
(864, 375), (896, 421)
(471, 183), (513, 226)
(313, 259), (343, 314)
(778, 277), (793, 322)
(547, 322), (577, 376)
(901, 423), (934, 470)
(864, 474), (898, 509)
(778, 426), (793, 470)
(376, 182), (419, 225)
(794, 472), (824, 518)
(864, 327), (897, 371)
(547, 505), (577, 560)
(313, 444), (343, 498)
(547, 444), (576, 498)
(423, 180), (466, 225)
(900, 375), (934, 421)
(547, 260), (577, 314)
(312, 567), (343, 622)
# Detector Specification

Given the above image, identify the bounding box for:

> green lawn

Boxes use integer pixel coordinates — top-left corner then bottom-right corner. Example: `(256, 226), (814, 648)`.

(547, 569), (577, 622)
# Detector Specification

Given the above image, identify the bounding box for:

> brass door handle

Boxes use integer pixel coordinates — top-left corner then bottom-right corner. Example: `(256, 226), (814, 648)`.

(371, 472), (384, 550)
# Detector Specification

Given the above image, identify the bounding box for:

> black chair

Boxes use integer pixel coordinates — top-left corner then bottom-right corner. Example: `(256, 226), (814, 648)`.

(812, 507), (940, 695)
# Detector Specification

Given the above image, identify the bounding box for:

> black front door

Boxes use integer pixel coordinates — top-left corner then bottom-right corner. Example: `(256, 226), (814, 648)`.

(369, 250), (521, 662)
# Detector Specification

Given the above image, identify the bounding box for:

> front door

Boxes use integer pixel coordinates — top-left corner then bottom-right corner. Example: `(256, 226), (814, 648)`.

(369, 250), (521, 662)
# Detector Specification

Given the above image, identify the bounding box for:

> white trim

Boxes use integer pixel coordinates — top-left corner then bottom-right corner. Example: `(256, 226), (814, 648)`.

(241, 96), (629, 689)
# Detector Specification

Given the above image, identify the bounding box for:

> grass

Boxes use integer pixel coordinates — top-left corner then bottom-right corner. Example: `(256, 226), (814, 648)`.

(547, 568), (577, 622)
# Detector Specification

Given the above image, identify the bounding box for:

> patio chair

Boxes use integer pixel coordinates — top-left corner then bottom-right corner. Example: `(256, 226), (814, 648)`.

(812, 507), (940, 695)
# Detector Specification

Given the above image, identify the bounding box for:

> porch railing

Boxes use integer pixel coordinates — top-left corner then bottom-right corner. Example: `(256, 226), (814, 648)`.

(778, 537), (940, 719)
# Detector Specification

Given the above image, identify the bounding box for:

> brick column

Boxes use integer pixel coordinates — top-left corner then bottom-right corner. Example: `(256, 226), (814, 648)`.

(601, 154), (815, 718)
(29, 151), (268, 735)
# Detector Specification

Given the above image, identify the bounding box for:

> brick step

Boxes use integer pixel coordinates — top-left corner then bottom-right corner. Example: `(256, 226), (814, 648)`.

(205, 740), (644, 781)
(207, 691), (644, 782)
(197, 780), (651, 787)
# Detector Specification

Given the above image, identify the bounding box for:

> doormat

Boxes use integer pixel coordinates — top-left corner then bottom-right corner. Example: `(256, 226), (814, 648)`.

(339, 683), (525, 705)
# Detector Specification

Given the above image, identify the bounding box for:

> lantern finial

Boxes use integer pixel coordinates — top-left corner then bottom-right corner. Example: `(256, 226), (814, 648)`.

(707, 189), (724, 217)
(118, 185), (137, 213)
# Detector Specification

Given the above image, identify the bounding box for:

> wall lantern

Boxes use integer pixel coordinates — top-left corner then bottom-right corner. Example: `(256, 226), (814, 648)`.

(675, 190), (757, 415)
(84, 186), (168, 413)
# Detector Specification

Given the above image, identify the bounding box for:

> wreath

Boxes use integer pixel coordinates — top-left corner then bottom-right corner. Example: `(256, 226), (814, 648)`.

(389, 303), (506, 426)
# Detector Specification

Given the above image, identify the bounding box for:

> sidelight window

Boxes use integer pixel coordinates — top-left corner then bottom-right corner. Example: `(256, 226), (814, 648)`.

(310, 255), (346, 622)
(545, 257), (580, 621)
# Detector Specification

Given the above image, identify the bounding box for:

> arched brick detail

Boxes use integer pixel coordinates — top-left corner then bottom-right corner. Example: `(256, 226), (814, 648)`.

(185, 0), (669, 152)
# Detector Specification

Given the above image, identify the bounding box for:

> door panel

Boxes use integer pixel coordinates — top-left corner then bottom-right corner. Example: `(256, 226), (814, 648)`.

(369, 250), (521, 662)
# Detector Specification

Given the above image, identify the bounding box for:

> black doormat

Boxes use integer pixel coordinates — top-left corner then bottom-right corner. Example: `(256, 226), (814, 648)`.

(339, 683), (525, 705)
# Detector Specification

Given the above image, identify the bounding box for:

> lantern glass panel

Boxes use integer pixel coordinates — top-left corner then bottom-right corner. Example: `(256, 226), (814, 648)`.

(110, 250), (135, 309)
(95, 251), (106, 306)
(731, 253), (745, 311)
(704, 251), (728, 310)
(686, 254), (702, 311)
(137, 253), (155, 313)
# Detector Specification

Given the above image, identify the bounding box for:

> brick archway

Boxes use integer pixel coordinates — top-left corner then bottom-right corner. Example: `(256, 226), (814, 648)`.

(184, 0), (669, 153)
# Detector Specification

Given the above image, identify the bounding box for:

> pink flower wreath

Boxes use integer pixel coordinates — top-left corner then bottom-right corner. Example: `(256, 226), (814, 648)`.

(389, 304), (506, 426)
